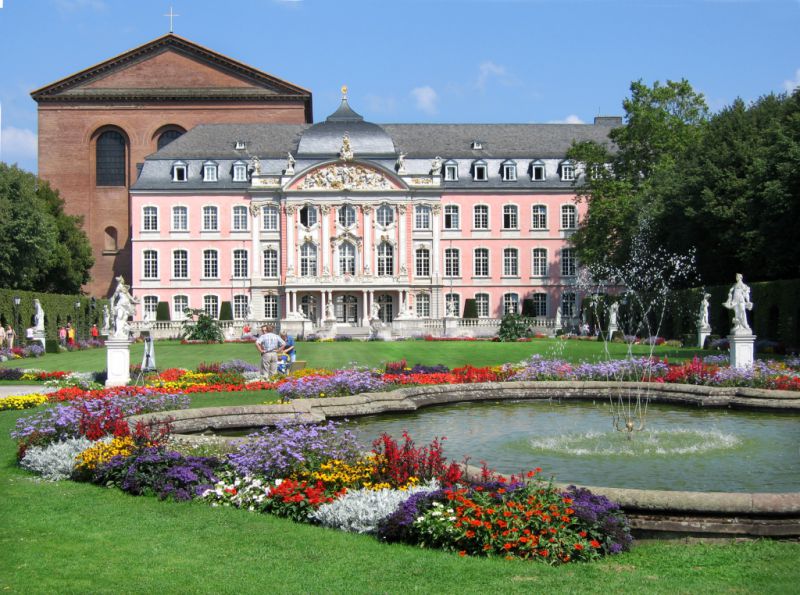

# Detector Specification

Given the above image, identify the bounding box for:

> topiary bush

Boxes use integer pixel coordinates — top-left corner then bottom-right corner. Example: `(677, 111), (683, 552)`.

(462, 299), (478, 319)
(497, 313), (530, 342)
(219, 301), (233, 321)
(155, 301), (170, 321)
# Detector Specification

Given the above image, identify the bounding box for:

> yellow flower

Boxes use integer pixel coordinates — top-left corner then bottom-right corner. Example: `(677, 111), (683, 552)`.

(75, 436), (136, 471)
(0, 393), (49, 410)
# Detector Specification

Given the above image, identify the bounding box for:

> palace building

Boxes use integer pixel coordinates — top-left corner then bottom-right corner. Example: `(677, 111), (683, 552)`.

(32, 34), (312, 297)
(130, 88), (620, 338)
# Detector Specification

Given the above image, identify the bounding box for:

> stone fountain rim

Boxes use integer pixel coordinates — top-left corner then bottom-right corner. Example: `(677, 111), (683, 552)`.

(130, 380), (800, 536)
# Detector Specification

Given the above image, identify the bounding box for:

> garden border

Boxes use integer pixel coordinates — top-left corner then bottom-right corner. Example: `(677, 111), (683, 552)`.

(131, 381), (800, 540)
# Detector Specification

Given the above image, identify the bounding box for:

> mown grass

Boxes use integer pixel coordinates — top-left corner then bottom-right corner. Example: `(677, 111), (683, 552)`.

(1, 408), (798, 594)
(0, 338), (707, 373)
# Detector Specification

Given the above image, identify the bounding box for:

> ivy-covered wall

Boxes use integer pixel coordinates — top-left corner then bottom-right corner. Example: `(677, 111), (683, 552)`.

(665, 279), (800, 348)
(0, 288), (108, 341)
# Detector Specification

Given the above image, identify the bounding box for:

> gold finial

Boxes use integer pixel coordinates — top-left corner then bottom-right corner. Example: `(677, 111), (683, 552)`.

(341, 85), (348, 99)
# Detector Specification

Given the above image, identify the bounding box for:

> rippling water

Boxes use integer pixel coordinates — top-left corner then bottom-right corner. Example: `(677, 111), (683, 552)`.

(341, 400), (800, 492)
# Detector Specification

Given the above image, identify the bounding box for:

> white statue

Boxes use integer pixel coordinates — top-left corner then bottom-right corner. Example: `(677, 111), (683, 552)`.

(33, 299), (45, 332)
(339, 134), (354, 161)
(699, 293), (712, 330)
(445, 300), (456, 318)
(249, 155), (262, 176)
(102, 305), (111, 334)
(246, 302), (254, 321)
(370, 302), (381, 321)
(608, 302), (619, 329)
(723, 273), (753, 334)
(430, 156), (442, 176)
(285, 152), (295, 175)
(555, 305), (562, 327)
(396, 152), (407, 175)
(110, 276), (138, 340)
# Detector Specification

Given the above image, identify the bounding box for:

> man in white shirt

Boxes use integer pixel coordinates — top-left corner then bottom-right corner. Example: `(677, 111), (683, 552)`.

(255, 324), (285, 379)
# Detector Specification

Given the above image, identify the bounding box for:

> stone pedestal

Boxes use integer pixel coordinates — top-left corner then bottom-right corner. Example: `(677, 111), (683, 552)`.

(608, 323), (619, 335)
(444, 316), (459, 337)
(105, 338), (132, 387)
(728, 333), (755, 370)
(32, 330), (46, 350)
(698, 327), (711, 349)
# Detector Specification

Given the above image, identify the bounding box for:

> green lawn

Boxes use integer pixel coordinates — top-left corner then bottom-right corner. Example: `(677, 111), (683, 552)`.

(1, 409), (797, 593)
(0, 338), (707, 373)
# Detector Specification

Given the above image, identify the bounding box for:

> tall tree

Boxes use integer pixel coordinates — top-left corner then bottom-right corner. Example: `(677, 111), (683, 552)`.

(0, 163), (94, 293)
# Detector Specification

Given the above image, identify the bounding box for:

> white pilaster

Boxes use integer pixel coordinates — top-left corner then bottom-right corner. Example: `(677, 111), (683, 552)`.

(286, 206), (295, 274)
(251, 204), (260, 278)
(432, 205), (441, 280)
(398, 203), (407, 275)
(321, 204), (331, 276)
(362, 205), (372, 275)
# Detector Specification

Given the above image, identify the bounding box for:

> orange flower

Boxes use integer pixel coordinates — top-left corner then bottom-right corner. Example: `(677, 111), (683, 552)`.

(459, 551), (467, 557)
(574, 544), (584, 551)
(590, 540), (601, 548)
(465, 530), (475, 538)
(503, 543), (513, 550)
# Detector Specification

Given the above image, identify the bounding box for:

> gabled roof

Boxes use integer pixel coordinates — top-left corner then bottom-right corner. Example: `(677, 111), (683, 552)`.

(31, 34), (311, 119)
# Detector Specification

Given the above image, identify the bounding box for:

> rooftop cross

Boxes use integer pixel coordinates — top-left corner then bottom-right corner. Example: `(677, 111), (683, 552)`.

(164, 6), (179, 34)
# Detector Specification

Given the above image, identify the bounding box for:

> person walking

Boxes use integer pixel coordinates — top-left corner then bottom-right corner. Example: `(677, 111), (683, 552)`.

(59, 326), (67, 346)
(91, 324), (99, 340)
(255, 324), (285, 379)
(67, 324), (75, 346)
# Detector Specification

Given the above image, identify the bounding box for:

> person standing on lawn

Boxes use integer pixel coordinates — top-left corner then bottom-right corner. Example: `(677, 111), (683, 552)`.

(256, 324), (285, 379)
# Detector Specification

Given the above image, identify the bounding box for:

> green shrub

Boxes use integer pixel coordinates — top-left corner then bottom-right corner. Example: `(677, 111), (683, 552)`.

(155, 301), (170, 322)
(45, 339), (60, 354)
(611, 330), (625, 343)
(521, 298), (536, 317)
(497, 314), (529, 342)
(181, 309), (224, 343)
(219, 301), (233, 321)
(462, 299), (478, 319)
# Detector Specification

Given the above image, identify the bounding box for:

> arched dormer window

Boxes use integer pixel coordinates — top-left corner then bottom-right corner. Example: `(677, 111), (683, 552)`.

(472, 160), (488, 182)
(232, 160), (248, 182)
(203, 161), (218, 182)
(531, 159), (546, 181)
(96, 129), (126, 186)
(172, 160), (188, 182)
(501, 159), (517, 181)
(560, 159), (576, 181)
(443, 160), (458, 181)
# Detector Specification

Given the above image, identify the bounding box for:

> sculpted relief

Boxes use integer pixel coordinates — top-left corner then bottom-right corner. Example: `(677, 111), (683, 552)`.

(298, 164), (396, 191)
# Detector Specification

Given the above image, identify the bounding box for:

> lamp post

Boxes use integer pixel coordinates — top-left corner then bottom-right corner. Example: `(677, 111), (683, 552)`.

(12, 295), (21, 346)
(74, 300), (81, 342)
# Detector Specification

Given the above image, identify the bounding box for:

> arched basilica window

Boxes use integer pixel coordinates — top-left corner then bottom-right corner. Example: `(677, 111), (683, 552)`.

(96, 130), (126, 186)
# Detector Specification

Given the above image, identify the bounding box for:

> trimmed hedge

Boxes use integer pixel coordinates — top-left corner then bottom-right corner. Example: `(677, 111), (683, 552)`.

(462, 298), (478, 319)
(219, 301), (233, 321)
(156, 301), (170, 322)
(0, 289), (108, 341)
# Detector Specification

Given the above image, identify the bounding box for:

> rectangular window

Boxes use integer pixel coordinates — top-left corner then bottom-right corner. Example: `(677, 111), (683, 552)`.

(172, 165), (187, 182)
(473, 164), (488, 181)
(532, 248), (547, 277)
(561, 205), (577, 230)
(202, 206), (218, 231)
(444, 164), (458, 181)
(173, 250), (188, 279)
(263, 249), (278, 278)
(503, 293), (519, 315)
(203, 250), (218, 278)
(233, 164), (248, 182)
(474, 248), (489, 277)
(416, 293), (431, 318)
(502, 164), (517, 181)
(233, 249), (249, 278)
(143, 206), (158, 231)
(415, 248), (430, 277)
(503, 205), (518, 230)
(503, 248), (519, 277)
(203, 164), (218, 182)
(532, 165), (545, 181)
(532, 294), (547, 317)
(262, 205), (279, 231)
(444, 205), (459, 230)
(531, 205), (547, 230)
(233, 206), (249, 231)
(143, 250), (158, 279)
(475, 293), (490, 318)
(233, 295), (249, 319)
(203, 295), (219, 318)
(562, 164), (575, 181)
(473, 205), (488, 230)
(414, 205), (431, 230)
(264, 295), (278, 319)
(444, 248), (460, 277)
(561, 292), (576, 317)
(173, 295), (188, 320)
(561, 248), (576, 277)
(172, 206), (188, 231)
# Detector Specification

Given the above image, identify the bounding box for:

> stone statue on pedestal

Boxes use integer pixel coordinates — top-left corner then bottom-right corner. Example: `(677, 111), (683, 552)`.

(608, 302), (619, 332)
(110, 276), (138, 340)
(102, 305), (111, 335)
(370, 302), (381, 321)
(33, 299), (45, 332)
(430, 156), (442, 176)
(723, 273), (753, 334)
(285, 152), (295, 176)
(699, 293), (712, 330)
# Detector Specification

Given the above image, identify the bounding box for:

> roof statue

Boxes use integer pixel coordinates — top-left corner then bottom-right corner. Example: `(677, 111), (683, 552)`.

(339, 134), (354, 161)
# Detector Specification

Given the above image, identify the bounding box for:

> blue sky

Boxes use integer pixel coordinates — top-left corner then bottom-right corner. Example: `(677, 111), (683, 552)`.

(1, 0), (798, 173)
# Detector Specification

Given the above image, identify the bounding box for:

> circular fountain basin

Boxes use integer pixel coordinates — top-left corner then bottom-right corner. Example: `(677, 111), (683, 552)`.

(132, 381), (800, 538)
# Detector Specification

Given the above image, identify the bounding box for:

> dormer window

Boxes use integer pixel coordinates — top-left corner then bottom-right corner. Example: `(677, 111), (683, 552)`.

(235, 140), (246, 150)
(443, 160), (458, 181)
(232, 161), (248, 182)
(203, 161), (218, 182)
(561, 160), (575, 182)
(471, 140), (483, 150)
(501, 160), (517, 182)
(531, 160), (546, 181)
(473, 160), (488, 182)
(172, 161), (188, 182)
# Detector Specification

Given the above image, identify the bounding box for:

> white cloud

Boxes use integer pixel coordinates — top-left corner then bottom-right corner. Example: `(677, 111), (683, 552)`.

(1, 127), (37, 160)
(411, 86), (438, 115)
(476, 61), (508, 91)
(548, 115), (585, 124)
(783, 68), (800, 92)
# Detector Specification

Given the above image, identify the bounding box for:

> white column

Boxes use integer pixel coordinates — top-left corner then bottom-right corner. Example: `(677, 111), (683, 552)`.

(362, 205), (372, 275)
(432, 205), (441, 280)
(321, 204), (331, 276)
(398, 203), (408, 276)
(320, 290), (327, 321)
(362, 289), (369, 326)
(285, 206), (295, 274)
(250, 203), (260, 278)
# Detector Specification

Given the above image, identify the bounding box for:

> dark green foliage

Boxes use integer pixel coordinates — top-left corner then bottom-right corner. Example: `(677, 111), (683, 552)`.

(219, 301), (233, 321)
(462, 298), (478, 319)
(45, 339), (60, 354)
(181, 309), (224, 343)
(0, 289), (107, 341)
(611, 330), (625, 343)
(497, 314), (529, 342)
(521, 298), (535, 317)
(0, 163), (93, 293)
(155, 301), (170, 322)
